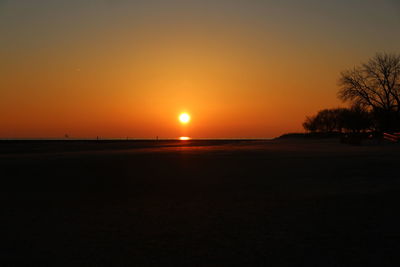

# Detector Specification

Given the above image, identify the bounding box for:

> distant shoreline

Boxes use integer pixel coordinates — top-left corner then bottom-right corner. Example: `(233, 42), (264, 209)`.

(277, 132), (342, 139)
(0, 138), (274, 142)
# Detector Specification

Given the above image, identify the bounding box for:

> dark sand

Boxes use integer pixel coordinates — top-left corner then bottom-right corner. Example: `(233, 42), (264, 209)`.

(1, 139), (400, 266)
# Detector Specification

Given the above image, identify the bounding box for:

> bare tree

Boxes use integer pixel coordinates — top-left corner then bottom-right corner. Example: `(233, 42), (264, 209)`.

(338, 52), (400, 130)
(338, 53), (400, 111)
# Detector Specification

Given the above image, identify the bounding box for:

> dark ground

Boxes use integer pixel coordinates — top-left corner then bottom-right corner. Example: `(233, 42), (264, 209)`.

(1, 139), (400, 266)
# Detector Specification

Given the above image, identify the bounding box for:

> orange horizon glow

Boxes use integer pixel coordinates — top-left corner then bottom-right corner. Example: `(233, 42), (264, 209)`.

(1, 1), (399, 139)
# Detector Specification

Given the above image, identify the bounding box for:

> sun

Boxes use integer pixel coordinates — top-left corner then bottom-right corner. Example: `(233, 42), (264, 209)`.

(179, 113), (191, 124)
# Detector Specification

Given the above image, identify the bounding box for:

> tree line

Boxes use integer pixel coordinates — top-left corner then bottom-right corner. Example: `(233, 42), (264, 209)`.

(304, 52), (400, 134)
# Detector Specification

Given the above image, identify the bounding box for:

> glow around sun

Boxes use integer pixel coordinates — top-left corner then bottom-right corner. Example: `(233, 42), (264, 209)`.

(179, 113), (191, 124)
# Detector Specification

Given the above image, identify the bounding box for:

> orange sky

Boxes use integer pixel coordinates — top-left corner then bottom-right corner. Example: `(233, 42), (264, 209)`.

(1, 1), (399, 138)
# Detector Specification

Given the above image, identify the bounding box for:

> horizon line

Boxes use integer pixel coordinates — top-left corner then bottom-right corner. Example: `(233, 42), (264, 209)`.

(0, 137), (276, 141)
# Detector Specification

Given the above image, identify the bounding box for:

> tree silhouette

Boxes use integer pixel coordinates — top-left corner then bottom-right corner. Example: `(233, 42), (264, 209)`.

(340, 105), (372, 133)
(303, 107), (372, 133)
(338, 52), (400, 131)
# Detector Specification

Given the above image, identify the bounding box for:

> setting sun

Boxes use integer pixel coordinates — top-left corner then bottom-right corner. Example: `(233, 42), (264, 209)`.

(179, 113), (191, 124)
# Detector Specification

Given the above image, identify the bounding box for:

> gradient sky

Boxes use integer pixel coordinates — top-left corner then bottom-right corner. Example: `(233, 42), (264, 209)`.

(1, 0), (399, 138)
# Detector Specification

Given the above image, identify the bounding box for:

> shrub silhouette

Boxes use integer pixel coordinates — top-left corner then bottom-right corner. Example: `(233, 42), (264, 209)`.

(303, 107), (372, 133)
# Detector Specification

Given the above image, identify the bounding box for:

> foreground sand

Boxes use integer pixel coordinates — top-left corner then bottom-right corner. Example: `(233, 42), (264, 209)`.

(1, 139), (400, 266)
